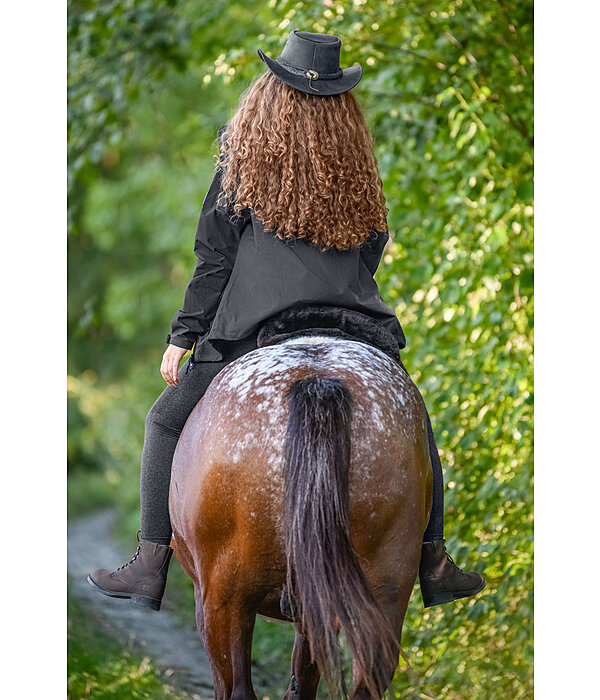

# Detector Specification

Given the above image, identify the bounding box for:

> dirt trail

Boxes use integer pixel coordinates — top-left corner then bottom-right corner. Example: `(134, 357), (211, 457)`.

(68, 509), (275, 699)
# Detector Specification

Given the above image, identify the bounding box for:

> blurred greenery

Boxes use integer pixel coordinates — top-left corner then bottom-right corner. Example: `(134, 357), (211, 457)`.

(67, 583), (191, 699)
(68, 1), (533, 698)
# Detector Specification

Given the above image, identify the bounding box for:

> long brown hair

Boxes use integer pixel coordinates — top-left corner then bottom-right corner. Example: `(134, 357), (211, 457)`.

(216, 71), (388, 251)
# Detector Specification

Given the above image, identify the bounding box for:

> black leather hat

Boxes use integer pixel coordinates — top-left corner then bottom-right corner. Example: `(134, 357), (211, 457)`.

(257, 30), (363, 96)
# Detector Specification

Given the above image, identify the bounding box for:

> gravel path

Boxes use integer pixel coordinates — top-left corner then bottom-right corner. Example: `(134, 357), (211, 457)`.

(68, 510), (243, 699)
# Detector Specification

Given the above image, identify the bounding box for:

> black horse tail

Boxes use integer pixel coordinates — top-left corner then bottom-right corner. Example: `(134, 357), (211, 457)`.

(283, 375), (400, 698)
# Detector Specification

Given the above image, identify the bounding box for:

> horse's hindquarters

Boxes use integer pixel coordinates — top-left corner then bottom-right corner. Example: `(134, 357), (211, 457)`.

(169, 338), (432, 697)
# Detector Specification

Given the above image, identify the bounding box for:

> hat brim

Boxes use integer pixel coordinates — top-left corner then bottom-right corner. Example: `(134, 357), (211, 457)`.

(257, 48), (363, 96)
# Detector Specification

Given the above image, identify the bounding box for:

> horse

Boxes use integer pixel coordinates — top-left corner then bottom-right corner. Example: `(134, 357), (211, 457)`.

(168, 334), (432, 699)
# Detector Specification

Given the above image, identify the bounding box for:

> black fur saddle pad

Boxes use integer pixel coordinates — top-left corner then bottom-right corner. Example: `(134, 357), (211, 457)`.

(256, 304), (401, 364)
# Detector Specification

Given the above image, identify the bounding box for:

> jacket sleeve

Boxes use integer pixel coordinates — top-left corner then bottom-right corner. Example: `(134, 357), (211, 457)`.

(359, 224), (390, 276)
(166, 166), (250, 350)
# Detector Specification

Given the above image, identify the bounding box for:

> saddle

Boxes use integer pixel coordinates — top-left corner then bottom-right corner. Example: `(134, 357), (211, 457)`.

(256, 304), (402, 365)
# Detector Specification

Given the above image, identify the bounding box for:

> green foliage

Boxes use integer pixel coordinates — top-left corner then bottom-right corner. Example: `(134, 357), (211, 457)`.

(68, 1), (533, 698)
(67, 585), (189, 699)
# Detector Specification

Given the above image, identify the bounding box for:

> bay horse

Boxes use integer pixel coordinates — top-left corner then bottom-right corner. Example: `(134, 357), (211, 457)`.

(169, 334), (432, 699)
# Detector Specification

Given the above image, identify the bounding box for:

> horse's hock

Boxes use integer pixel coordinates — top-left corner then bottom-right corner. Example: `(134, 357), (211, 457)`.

(168, 305), (433, 700)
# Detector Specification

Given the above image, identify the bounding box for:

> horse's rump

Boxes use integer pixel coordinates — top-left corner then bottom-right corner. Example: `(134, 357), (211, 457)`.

(171, 338), (429, 536)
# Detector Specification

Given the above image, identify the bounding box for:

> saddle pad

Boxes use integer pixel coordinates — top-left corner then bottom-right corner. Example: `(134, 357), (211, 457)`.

(256, 304), (401, 364)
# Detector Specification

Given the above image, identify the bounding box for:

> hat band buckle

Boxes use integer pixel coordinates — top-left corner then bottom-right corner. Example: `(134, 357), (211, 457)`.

(275, 56), (344, 93)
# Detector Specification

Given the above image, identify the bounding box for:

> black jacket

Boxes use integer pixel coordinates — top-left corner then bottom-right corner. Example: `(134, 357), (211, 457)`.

(166, 127), (406, 362)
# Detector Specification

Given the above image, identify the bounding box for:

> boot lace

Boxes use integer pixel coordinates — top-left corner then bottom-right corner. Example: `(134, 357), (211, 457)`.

(445, 550), (464, 572)
(116, 531), (142, 571)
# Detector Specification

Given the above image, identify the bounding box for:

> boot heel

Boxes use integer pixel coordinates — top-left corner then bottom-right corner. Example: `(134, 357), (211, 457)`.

(130, 594), (161, 611)
(421, 590), (454, 608)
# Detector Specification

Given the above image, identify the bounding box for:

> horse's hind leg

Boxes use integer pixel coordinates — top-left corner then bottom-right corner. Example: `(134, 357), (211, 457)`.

(349, 560), (419, 699)
(283, 628), (321, 700)
(202, 589), (258, 700)
(349, 597), (405, 700)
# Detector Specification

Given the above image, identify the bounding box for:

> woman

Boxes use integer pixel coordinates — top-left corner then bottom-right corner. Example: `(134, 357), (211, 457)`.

(88, 30), (485, 612)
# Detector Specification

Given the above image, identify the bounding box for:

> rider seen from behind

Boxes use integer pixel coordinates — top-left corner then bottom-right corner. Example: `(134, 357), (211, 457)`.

(87, 29), (485, 613)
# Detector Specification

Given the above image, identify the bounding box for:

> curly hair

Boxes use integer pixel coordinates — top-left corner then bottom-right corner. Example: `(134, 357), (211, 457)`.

(216, 71), (388, 251)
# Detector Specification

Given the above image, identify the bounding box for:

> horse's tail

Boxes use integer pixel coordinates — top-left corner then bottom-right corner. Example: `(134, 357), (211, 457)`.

(283, 375), (400, 697)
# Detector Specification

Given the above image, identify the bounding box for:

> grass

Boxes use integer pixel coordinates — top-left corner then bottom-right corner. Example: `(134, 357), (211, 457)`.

(67, 585), (191, 700)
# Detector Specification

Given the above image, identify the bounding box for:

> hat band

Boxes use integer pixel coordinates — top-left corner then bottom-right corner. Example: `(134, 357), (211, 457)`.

(275, 56), (343, 81)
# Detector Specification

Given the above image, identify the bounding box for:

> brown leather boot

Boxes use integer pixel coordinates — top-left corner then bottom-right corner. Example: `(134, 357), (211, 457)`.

(87, 532), (173, 611)
(419, 539), (486, 608)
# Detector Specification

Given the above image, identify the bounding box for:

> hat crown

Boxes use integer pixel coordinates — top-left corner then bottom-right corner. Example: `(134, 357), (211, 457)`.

(279, 30), (341, 73)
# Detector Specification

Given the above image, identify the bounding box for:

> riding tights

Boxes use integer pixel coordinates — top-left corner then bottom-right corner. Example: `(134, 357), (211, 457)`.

(140, 329), (445, 546)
